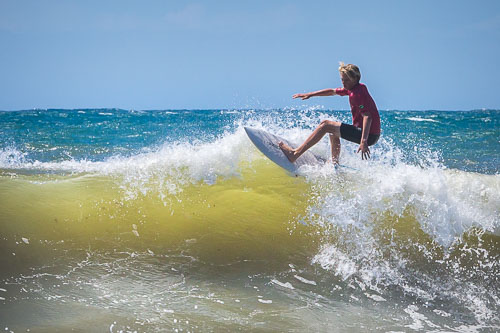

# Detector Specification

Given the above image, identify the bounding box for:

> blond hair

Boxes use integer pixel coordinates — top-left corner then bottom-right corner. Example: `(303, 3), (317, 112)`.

(338, 62), (361, 82)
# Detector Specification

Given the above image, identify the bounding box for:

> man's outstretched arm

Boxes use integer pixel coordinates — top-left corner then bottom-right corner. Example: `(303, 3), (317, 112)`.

(292, 88), (336, 100)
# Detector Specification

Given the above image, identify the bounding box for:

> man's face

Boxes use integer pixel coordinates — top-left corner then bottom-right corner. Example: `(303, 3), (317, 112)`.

(340, 73), (357, 90)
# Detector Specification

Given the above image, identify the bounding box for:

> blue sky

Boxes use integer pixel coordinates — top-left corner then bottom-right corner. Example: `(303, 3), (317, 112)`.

(1, 0), (499, 110)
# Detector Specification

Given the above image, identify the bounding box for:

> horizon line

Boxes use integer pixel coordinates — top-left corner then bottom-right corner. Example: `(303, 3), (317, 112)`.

(1, 108), (498, 113)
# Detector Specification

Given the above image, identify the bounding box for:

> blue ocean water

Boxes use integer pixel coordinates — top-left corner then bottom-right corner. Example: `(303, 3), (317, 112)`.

(0, 108), (499, 332)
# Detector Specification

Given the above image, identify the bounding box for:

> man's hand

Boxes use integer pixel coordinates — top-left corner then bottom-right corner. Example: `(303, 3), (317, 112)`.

(357, 142), (371, 160)
(292, 93), (311, 100)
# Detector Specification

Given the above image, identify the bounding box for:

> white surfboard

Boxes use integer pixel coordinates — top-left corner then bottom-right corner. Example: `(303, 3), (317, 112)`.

(244, 127), (324, 174)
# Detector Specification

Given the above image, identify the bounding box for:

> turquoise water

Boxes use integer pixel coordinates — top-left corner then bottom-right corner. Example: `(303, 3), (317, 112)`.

(0, 108), (499, 332)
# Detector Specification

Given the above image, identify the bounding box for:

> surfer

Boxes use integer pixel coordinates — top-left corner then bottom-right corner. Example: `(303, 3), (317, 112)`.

(279, 62), (380, 164)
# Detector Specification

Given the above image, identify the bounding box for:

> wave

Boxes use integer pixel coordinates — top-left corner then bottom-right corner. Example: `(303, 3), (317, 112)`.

(1, 122), (499, 328)
(1, 124), (499, 241)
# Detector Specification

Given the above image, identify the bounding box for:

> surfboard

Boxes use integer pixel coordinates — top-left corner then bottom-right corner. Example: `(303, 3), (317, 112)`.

(244, 127), (324, 174)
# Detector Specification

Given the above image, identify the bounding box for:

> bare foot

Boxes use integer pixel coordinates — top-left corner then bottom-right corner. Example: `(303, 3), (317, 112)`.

(278, 141), (298, 163)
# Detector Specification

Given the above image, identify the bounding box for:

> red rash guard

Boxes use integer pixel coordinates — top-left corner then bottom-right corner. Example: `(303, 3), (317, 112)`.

(335, 83), (381, 135)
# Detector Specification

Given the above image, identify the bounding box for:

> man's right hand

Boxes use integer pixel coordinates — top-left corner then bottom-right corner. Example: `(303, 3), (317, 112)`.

(292, 93), (311, 100)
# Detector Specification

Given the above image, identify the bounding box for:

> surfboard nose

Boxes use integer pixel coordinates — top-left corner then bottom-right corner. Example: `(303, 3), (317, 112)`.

(244, 127), (259, 145)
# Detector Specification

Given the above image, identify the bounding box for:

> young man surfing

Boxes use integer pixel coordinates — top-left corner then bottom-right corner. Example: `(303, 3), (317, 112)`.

(279, 63), (381, 164)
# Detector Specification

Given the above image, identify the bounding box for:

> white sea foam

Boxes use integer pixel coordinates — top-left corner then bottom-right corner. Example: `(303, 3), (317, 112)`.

(365, 293), (386, 302)
(0, 147), (29, 169)
(258, 299), (272, 304)
(0, 127), (255, 193)
(305, 154), (500, 247)
(312, 245), (357, 281)
(407, 117), (439, 123)
(271, 279), (294, 289)
(307, 143), (499, 327)
(404, 305), (439, 330)
(293, 275), (317, 286)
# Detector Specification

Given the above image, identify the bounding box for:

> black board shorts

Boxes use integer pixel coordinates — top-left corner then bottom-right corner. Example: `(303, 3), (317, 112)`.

(339, 123), (380, 146)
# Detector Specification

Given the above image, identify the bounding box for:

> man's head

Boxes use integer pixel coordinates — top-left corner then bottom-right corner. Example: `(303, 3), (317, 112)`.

(339, 62), (361, 90)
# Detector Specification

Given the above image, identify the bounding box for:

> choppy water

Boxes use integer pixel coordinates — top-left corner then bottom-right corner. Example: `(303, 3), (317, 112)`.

(0, 108), (499, 332)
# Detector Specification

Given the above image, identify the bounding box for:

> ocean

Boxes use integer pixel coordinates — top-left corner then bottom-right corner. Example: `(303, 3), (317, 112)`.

(0, 108), (498, 332)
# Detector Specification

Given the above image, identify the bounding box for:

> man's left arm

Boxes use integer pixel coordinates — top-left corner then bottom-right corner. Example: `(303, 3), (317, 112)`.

(358, 113), (372, 160)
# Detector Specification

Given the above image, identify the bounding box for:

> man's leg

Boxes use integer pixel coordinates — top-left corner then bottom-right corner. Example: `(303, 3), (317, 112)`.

(279, 120), (341, 163)
(329, 134), (341, 164)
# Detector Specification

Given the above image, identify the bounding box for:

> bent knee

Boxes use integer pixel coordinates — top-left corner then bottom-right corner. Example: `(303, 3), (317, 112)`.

(319, 120), (341, 134)
(320, 119), (340, 126)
